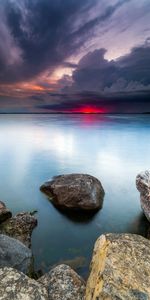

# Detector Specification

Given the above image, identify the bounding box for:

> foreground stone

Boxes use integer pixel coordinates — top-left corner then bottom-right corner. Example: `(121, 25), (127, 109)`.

(0, 234), (32, 275)
(38, 264), (85, 300)
(86, 233), (150, 300)
(0, 267), (48, 300)
(136, 170), (150, 222)
(0, 212), (37, 248)
(0, 201), (12, 223)
(40, 174), (104, 211)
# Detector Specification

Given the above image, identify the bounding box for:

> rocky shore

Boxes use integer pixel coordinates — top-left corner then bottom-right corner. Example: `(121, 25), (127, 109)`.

(0, 172), (150, 299)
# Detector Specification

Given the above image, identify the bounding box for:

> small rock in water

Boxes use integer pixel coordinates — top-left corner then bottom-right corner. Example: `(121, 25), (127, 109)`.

(86, 233), (150, 300)
(38, 264), (85, 300)
(56, 256), (87, 271)
(0, 201), (12, 223)
(0, 212), (37, 248)
(0, 234), (33, 275)
(0, 267), (48, 300)
(136, 170), (150, 222)
(40, 173), (104, 211)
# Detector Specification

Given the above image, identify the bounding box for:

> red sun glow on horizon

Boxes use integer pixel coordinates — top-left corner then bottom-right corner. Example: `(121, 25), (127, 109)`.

(68, 106), (107, 114)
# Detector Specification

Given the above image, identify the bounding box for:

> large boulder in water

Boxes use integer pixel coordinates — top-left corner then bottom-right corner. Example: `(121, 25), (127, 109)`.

(40, 174), (104, 211)
(0, 201), (12, 223)
(38, 264), (85, 300)
(136, 170), (150, 222)
(86, 233), (150, 300)
(0, 234), (32, 275)
(0, 212), (37, 248)
(0, 267), (48, 300)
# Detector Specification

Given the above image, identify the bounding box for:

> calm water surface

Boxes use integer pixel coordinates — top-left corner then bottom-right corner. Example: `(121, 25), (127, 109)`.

(0, 114), (149, 277)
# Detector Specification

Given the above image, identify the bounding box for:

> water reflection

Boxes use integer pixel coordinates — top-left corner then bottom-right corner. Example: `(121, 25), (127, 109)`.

(55, 207), (99, 224)
(0, 114), (150, 277)
(127, 212), (149, 238)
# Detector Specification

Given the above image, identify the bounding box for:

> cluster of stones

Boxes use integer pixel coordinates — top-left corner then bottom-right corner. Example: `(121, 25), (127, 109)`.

(0, 200), (37, 275)
(1, 232), (150, 299)
(0, 199), (85, 299)
(0, 172), (150, 299)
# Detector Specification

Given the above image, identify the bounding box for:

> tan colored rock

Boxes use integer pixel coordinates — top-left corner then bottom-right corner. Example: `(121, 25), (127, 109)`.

(38, 264), (85, 300)
(86, 233), (150, 300)
(0, 201), (12, 223)
(0, 212), (37, 248)
(0, 267), (48, 300)
(40, 174), (104, 211)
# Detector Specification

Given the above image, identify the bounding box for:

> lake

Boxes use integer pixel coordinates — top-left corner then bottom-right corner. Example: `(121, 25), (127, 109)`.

(0, 113), (149, 278)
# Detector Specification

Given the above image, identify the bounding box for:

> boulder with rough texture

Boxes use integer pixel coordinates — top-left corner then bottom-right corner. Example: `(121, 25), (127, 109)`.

(38, 264), (85, 300)
(136, 170), (150, 222)
(0, 234), (33, 275)
(0, 267), (48, 300)
(0, 212), (37, 247)
(86, 233), (150, 300)
(0, 201), (12, 223)
(40, 174), (104, 211)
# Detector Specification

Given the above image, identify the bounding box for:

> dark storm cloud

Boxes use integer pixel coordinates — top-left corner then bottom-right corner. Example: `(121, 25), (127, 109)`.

(36, 91), (150, 113)
(0, 0), (129, 83)
(64, 43), (150, 94)
(36, 42), (150, 112)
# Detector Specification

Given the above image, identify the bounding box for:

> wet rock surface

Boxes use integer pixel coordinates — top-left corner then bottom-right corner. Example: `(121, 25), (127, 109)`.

(0, 234), (33, 275)
(0, 201), (12, 224)
(38, 264), (85, 300)
(0, 267), (48, 300)
(0, 212), (37, 248)
(86, 233), (150, 300)
(40, 174), (104, 211)
(136, 170), (150, 222)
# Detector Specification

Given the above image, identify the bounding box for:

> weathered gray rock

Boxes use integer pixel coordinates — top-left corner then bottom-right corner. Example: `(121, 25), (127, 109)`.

(40, 174), (104, 211)
(38, 264), (85, 300)
(0, 212), (37, 248)
(86, 233), (150, 300)
(0, 267), (48, 300)
(0, 234), (32, 275)
(0, 201), (12, 223)
(136, 170), (150, 222)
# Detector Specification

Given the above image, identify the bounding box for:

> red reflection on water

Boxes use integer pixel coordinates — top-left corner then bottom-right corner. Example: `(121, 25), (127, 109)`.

(79, 114), (107, 126)
(62, 105), (109, 127)
(63, 106), (109, 126)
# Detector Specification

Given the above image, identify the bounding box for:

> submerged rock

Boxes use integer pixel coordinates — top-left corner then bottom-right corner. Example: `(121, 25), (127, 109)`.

(54, 256), (87, 271)
(40, 174), (104, 211)
(38, 264), (85, 300)
(0, 201), (12, 223)
(0, 267), (48, 300)
(0, 234), (33, 275)
(86, 233), (150, 300)
(136, 170), (150, 222)
(0, 212), (37, 248)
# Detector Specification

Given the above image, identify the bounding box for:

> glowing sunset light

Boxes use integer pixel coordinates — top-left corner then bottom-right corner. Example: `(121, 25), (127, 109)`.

(69, 106), (107, 114)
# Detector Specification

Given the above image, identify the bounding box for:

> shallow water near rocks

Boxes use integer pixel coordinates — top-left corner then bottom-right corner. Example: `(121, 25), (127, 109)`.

(0, 113), (149, 278)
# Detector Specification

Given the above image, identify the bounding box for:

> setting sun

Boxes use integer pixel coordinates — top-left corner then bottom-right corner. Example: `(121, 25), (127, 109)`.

(70, 106), (106, 114)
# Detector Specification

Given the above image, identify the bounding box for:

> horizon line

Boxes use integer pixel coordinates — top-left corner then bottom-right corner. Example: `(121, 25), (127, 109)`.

(0, 112), (150, 115)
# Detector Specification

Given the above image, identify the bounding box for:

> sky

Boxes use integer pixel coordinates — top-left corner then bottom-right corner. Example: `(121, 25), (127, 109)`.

(0, 0), (150, 113)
